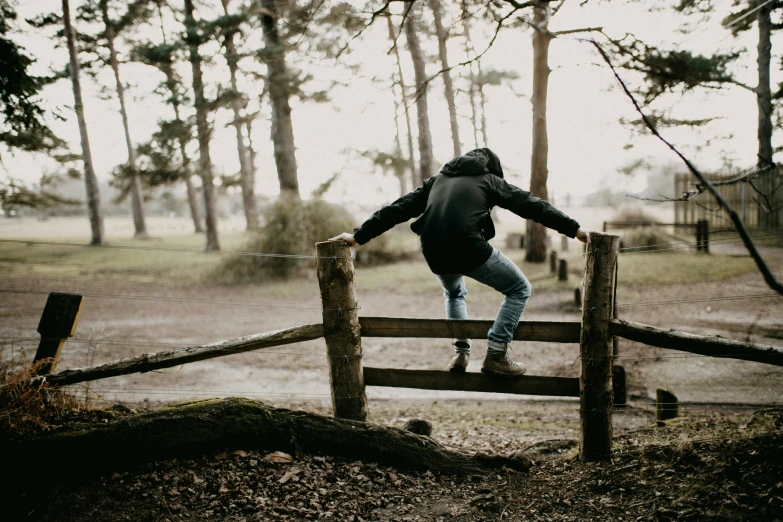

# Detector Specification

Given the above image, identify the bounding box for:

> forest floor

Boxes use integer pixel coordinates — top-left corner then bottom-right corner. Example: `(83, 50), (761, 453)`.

(1, 216), (783, 520)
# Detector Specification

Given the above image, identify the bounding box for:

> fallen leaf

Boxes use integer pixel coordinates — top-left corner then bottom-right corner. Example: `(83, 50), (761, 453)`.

(279, 471), (296, 484)
(233, 450), (248, 457)
(264, 451), (294, 463)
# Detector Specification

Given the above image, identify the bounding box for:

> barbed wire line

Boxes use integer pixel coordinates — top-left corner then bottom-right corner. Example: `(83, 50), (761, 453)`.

(0, 238), (352, 260)
(0, 288), (329, 310)
(616, 292), (782, 308)
(618, 234), (783, 254)
(617, 233), (783, 253)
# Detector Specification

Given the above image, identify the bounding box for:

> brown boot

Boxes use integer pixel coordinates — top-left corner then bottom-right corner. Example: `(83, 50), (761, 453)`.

(481, 352), (526, 377)
(446, 353), (469, 373)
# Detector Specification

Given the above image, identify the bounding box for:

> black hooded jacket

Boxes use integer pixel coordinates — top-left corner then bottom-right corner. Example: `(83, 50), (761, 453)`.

(352, 148), (580, 275)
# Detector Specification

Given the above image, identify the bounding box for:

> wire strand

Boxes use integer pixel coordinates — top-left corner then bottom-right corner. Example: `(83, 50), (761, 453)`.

(0, 238), (352, 260)
(0, 288), (329, 310)
(616, 292), (781, 308)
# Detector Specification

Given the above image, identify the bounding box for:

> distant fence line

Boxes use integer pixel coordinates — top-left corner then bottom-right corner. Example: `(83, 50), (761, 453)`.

(675, 170), (782, 230)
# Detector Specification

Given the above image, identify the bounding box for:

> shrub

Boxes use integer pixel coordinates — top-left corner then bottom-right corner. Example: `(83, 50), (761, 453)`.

(619, 226), (673, 251)
(219, 198), (356, 282)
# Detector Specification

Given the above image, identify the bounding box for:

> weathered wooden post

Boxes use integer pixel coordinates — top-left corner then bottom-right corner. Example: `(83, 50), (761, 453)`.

(558, 259), (568, 281)
(656, 389), (679, 421)
(549, 251), (558, 273)
(34, 293), (84, 375)
(700, 219), (709, 253)
(316, 240), (368, 421)
(579, 233), (619, 461)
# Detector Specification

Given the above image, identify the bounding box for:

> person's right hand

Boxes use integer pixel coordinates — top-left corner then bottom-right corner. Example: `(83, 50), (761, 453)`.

(329, 232), (357, 246)
(576, 228), (591, 244)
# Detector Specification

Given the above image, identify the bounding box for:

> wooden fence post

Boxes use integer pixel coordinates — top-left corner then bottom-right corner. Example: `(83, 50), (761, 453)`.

(558, 259), (568, 281)
(549, 251), (558, 273)
(34, 293), (84, 375)
(656, 389), (678, 420)
(579, 233), (619, 461)
(316, 240), (368, 421)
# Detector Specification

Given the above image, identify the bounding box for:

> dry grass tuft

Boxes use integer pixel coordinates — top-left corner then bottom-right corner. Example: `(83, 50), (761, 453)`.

(0, 359), (80, 439)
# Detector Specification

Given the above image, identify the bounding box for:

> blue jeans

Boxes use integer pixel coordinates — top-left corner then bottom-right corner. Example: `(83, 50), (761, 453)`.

(436, 248), (531, 357)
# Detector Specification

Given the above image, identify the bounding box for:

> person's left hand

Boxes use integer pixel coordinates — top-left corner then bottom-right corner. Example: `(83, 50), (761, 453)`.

(329, 232), (357, 246)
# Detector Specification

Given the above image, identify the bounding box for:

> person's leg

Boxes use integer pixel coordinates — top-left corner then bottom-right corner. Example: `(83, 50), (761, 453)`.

(435, 274), (471, 355)
(464, 249), (531, 375)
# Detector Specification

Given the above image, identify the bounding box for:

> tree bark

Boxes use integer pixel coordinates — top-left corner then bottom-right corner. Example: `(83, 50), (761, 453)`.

(405, 8), (434, 185)
(4, 398), (533, 484)
(259, 0), (300, 199)
(429, 0), (460, 157)
(221, 0), (258, 230)
(63, 0), (104, 246)
(387, 16), (417, 189)
(184, 0), (220, 251)
(756, 1), (775, 229)
(101, 0), (148, 239)
(525, 4), (552, 263)
(390, 76), (409, 197)
(462, 13), (480, 148)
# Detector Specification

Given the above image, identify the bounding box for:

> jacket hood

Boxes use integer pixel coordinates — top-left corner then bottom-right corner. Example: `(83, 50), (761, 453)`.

(440, 148), (504, 178)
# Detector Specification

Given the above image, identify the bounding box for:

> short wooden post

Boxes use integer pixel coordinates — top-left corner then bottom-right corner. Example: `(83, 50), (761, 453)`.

(558, 259), (568, 281)
(34, 292), (84, 375)
(579, 233), (619, 461)
(656, 388), (678, 420)
(613, 365), (626, 406)
(695, 220), (703, 252)
(574, 286), (582, 307)
(561, 235), (568, 252)
(701, 219), (709, 253)
(549, 251), (558, 273)
(316, 240), (368, 421)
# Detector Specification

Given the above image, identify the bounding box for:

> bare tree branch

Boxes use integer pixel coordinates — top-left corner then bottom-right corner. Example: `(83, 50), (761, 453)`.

(336, 0), (410, 59)
(588, 38), (783, 296)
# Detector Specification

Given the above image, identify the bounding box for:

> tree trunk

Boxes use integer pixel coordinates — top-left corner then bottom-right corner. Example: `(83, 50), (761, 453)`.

(461, 10), (480, 148)
(101, 0), (148, 239)
(259, 0), (300, 199)
(63, 0), (104, 246)
(5, 398), (532, 485)
(478, 60), (489, 147)
(222, 0), (258, 230)
(525, 5), (552, 263)
(756, 1), (775, 229)
(390, 77), (409, 197)
(184, 0), (220, 251)
(429, 0), (460, 157)
(387, 15), (417, 189)
(405, 8), (434, 184)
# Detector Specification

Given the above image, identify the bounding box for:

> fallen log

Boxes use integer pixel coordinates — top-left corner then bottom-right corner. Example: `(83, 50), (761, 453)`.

(3, 398), (532, 484)
(42, 323), (325, 386)
(610, 319), (783, 367)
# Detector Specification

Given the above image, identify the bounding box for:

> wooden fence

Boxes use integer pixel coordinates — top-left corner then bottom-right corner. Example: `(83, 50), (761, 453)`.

(675, 170), (783, 230)
(30, 234), (783, 463)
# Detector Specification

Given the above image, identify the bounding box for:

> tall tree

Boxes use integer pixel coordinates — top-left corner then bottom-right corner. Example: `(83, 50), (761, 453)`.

(63, 0), (104, 245)
(135, 38), (205, 233)
(258, 0), (300, 199)
(405, 4), (434, 184)
(0, 1), (63, 153)
(218, 0), (259, 229)
(608, 0), (782, 229)
(92, 0), (149, 238)
(184, 0), (220, 251)
(525, 3), (552, 263)
(387, 14), (417, 189)
(429, 0), (461, 157)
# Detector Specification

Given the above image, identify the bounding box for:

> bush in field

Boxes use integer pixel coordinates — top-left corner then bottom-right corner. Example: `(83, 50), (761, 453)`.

(611, 207), (660, 224)
(219, 198), (355, 281)
(619, 226), (672, 251)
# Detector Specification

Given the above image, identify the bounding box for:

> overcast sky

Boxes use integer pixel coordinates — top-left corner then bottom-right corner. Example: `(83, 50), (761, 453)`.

(4, 0), (779, 210)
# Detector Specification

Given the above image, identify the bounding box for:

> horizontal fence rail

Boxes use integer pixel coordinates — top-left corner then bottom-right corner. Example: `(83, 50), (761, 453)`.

(42, 323), (325, 386)
(364, 367), (580, 397)
(610, 319), (783, 367)
(359, 317), (581, 343)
